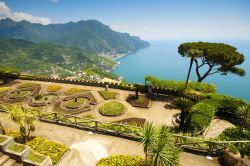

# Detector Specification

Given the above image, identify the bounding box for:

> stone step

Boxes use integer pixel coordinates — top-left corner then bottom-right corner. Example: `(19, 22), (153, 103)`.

(0, 155), (10, 165)
(2, 158), (16, 166)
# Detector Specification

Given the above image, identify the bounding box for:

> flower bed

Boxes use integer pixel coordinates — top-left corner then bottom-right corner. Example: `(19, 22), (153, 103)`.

(64, 88), (89, 95)
(32, 94), (57, 104)
(65, 98), (86, 109)
(127, 94), (150, 108)
(99, 101), (126, 116)
(0, 87), (11, 94)
(47, 85), (62, 92)
(98, 90), (119, 100)
(96, 155), (145, 166)
(27, 137), (68, 165)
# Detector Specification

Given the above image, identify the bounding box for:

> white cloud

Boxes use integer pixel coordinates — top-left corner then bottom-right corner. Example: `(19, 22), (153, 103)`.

(0, 1), (51, 25)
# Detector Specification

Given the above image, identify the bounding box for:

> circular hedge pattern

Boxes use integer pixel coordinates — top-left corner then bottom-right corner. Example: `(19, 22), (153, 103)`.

(96, 155), (145, 166)
(65, 98), (86, 109)
(99, 101), (126, 116)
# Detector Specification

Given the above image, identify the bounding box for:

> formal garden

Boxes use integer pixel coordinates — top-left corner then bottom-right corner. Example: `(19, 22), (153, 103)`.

(0, 41), (249, 165)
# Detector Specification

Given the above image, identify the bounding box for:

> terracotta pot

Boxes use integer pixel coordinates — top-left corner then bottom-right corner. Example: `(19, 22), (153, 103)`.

(223, 148), (241, 166)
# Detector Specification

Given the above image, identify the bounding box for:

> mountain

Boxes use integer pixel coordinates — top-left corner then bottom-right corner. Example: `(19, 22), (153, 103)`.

(0, 18), (149, 54)
(0, 37), (117, 78)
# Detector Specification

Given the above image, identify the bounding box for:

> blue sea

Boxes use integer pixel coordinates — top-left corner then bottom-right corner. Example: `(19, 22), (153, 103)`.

(113, 40), (250, 102)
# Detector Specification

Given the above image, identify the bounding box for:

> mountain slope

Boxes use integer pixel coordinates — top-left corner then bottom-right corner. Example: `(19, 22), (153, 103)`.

(0, 18), (149, 54)
(0, 37), (117, 78)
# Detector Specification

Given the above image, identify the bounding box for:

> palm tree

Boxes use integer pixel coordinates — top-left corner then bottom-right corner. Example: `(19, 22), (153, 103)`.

(237, 105), (250, 136)
(149, 125), (179, 166)
(140, 122), (156, 166)
(185, 49), (202, 87)
(141, 123), (180, 166)
(4, 105), (36, 143)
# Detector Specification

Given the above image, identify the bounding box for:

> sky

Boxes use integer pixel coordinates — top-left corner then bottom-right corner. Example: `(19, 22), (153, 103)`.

(0, 0), (250, 40)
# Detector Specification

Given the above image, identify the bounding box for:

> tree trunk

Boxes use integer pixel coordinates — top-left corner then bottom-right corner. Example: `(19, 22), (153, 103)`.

(185, 59), (193, 87)
(179, 110), (186, 129)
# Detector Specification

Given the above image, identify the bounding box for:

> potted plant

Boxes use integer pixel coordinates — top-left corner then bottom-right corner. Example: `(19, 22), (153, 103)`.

(223, 145), (241, 166)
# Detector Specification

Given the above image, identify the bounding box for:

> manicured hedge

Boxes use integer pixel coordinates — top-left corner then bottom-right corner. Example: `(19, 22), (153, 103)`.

(145, 76), (217, 93)
(96, 155), (145, 166)
(186, 102), (216, 133)
(64, 88), (89, 95)
(99, 102), (126, 116)
(47, 85), (62, 92)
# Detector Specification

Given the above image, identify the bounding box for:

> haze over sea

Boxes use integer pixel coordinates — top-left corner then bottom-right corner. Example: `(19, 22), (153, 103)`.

(113, 40), (250, 102)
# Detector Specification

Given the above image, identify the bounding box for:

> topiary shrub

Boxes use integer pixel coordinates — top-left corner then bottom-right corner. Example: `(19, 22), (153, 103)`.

(99, 101), (126, 116)
(96, 155), (145, 166)
(34, 94), (43, 100)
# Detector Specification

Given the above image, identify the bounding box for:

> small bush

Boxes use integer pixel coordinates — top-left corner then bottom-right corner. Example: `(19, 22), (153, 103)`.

(98, 90), (119, 100)
(99, 102), (126, 116)
(182, 89), (204, 101)
(186, 102), (216, 133)
(34, 94), (43, 100)
(96, 155), (145, 166)
(47, 85), (62, 92)
(229, 145), (239, 154)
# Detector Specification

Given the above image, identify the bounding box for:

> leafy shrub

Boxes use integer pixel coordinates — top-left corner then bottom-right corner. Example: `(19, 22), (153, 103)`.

(98, 90), (119, 100)
(173, 97), (194, 111)
(34, 94), (43, 100)
(217, 127), (250, 156)
(27, 151), (46, 163)
(145, 76), (216, 93)
(5, 129), (23, 143)
(186, 102), (216, 133)
(96, 155), (145, 166)
(0, 87), (11, 94)
(64, 88), (89, 95)
(47, 85), (62, 92)
(99, 102), (126, 116)
(229, 145), (239, 154)
(8, 143), (26, 153)
(182, 89), (204, 101)
(27, 137), (68, 165)
(65, 98), (86, 109)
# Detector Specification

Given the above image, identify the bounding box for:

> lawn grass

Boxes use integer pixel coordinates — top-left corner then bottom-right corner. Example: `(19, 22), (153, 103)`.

(9, 91), (30, 99)
(99, 101), (125, 116)
(64, 88), (89, 95)
(27, 151), (46, 163)
(33, 94), (57, 103)
(18, 82), (40, 88)
(127, 94), (150, 108)
(98, 90), (119, 100)
(8, 143), (26, 153)
(65, 98), (86, 109)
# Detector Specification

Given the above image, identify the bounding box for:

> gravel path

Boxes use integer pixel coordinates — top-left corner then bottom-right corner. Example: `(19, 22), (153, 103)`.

(203, 118), (234, 139)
